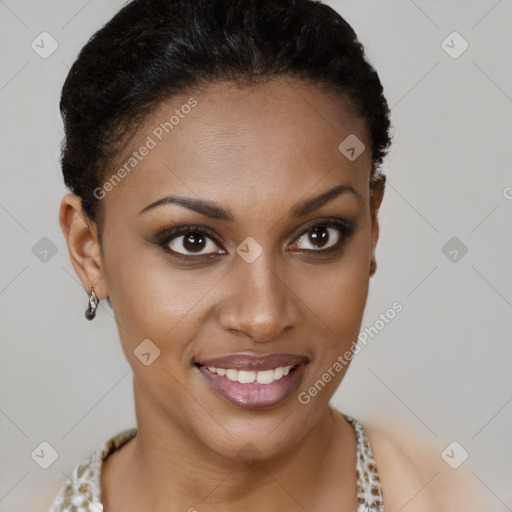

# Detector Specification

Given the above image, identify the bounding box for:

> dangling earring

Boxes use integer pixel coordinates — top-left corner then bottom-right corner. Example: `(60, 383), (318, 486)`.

(85, 284), (99, 320)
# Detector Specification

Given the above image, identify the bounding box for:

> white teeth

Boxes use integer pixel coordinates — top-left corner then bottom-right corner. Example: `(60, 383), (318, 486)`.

(206, 365), (295, 384)
(273, 367), (284, 380)
(256, 369), (275, 384)
(238, 370), (256, 383)
(225, 369), (239, 381)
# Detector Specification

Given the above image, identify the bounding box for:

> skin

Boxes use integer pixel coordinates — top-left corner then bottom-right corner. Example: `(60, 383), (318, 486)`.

(59, 76), (442, 511)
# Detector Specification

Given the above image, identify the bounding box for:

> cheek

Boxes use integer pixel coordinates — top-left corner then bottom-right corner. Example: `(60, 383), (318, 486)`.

(306, 244), (372, 385)
(300, 264), (369, 363)
(331, 262), (369, 324)
(103, 246), (210, 422)
(101, 232), (217, 371)
(307, 233), (371, 335)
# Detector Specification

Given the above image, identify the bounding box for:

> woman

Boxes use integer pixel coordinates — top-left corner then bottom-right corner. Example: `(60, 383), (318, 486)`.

(49, 0), (478, 510)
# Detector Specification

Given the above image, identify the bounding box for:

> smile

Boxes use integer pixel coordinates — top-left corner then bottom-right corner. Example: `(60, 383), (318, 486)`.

(205, 365), (296, 384)
(194, 353), (309, 409)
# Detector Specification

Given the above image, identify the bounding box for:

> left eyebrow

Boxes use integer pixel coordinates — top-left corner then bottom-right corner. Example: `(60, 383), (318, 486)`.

(290, 183), (361, 217)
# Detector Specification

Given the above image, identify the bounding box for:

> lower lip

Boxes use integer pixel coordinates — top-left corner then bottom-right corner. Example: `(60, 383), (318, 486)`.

(197, 363), (307, 409)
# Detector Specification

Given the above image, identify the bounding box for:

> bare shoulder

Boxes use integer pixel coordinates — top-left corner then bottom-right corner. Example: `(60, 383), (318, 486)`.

(363, 417), (487, 512)
(363, 422), (439, 512)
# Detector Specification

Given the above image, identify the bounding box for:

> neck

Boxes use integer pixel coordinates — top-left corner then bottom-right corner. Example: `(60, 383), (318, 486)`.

(102, 381), (356, 511)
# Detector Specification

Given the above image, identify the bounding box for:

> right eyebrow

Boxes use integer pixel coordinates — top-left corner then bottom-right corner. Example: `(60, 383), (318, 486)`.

(139, 195), (234, 221)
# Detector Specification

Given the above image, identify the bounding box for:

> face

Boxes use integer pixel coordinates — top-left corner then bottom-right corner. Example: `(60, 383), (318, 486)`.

(62, 76), (384, 462)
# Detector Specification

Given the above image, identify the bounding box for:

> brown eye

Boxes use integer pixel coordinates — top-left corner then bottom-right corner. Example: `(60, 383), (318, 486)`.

(287, 218), (354, 256)
(183, 233), (206, 252)
(293, 225), (342, 251)
(168, 231), (222, 256)
(308, 225), (330, 248)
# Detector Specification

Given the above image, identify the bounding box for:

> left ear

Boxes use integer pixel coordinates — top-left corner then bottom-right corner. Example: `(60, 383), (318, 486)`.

(369, 175), (386, 277)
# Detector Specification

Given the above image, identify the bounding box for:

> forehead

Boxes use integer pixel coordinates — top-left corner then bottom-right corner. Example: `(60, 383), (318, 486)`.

(103, 77), (372, 215)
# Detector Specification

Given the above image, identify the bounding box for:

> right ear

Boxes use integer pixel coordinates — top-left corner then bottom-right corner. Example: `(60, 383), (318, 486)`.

(59, 193), (109, 300)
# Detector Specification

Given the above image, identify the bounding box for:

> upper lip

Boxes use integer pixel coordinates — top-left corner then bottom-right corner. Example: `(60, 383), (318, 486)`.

(195, 352), (310, 371)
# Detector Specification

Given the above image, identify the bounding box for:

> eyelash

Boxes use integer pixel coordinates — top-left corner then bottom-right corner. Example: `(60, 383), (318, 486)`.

(153, 218), (355, 262)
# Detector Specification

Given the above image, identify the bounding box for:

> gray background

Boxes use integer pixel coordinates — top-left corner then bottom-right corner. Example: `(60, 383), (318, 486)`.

(0, 0), (511, 510)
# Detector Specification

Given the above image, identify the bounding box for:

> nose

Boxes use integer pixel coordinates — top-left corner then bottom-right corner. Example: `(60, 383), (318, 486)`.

(217, 256), (301, 343)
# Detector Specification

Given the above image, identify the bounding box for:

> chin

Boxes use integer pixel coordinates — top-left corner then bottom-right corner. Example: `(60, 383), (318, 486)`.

(186, 399), (323, 464)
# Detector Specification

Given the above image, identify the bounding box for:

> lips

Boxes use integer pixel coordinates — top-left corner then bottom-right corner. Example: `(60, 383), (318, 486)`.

(196, 352), (309, 371)
(194, 352), (310, 409)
